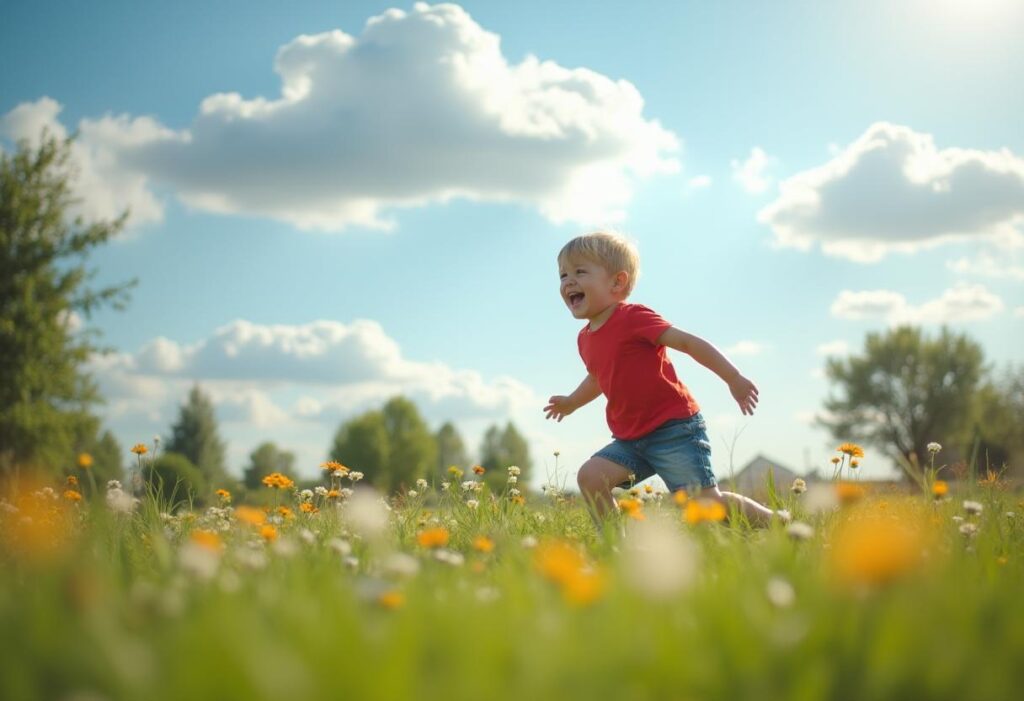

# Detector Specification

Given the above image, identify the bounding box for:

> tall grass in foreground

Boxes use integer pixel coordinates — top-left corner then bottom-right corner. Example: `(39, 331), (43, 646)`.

(1, 463), (1022, 701)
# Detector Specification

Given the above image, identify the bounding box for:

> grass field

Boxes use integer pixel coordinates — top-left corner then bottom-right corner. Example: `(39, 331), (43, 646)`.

(2, 453), (1022, 701)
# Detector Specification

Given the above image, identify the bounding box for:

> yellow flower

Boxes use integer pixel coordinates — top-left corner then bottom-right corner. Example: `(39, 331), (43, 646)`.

(561, 568), (607, 607)
(684, 498), (727, 525)
(77, 453), (94, 469)
(510, 495), (526, 506)
(931, 481), (949, 498)
(447, 466), (464, 479)
(836, 482), (866, 505)
(617, 498), (645, 521)
(829, 505), (927, 587)
(534, 539), (606, 606)
(327, 489), (341, 500)
(260, 525), (278, 542)
(190, 529), (223, 552)
(472, 465), (486, 475)
(672, 490), (689, 506)
(277, 506), (294, 520)
(472, 535), (495, 553)
(63, 489), (82, 502)
(262, 472), (295, 489)
(66, 475), (78, 486)
(131, 443), (148, 456)
(416, 527), (450, 549)
(850, 459), (860, 469)
(321, 460), (348, 473)
(300, 502), (318, 514)
(644, 484), (653, 494)
(234, 505), (267, 526)
(215, 488), (232, 503)
(378, 590), (405, 609)
(837, 443), (865, 458)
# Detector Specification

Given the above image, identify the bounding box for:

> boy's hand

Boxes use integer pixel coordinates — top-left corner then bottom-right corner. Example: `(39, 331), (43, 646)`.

(728, 375), (759, 415)
(544, 395), (577, 422)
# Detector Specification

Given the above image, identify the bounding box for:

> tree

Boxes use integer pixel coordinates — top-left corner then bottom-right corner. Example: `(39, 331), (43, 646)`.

(818, 326), (985, 471)
(478, 421), (533, 490)
(962, 366), (1024, 477)
(329, 396), (437, 493)
(143, 452), (207, 507)
(242, 441), (297, 491)
(0, 133), (134, 477)
(165, 384), (228, 486)
(434, 421), (469, 481)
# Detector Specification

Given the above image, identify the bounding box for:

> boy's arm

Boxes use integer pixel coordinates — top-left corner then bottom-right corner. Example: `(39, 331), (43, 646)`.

(544, 373), (602, 422)
(657, 327), (759, 415)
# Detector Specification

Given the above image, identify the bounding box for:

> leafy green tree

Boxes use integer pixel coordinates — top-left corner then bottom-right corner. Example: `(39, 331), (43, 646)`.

(434, 421), (469, 481)
(165, 384), (228, 486)
(0, 133), (134, 477)
(818, 325), (985, 471)
(962, 366), (1024, 477)
(329, 396), (437, 493)
(70, 424), (123, 494)
(479, 421), (533, 490)
(243, 441), (297, 491)
(142, 452), (207, 507)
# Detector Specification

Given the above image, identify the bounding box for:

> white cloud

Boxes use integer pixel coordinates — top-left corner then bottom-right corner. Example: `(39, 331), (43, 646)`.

(830, 283), (1004, 324)
(731, 147), (775, 194)
(724, 340), (765, 356)
(687, 174), (712, 189)
(3, 4), (679, 232)
(0, 97), (167, 230)
(816, 340), (849, 356)
(759, 122), (1024, 262)
(947, 253), (1024, 281)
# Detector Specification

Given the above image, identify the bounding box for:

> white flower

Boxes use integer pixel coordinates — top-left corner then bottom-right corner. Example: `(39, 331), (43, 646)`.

(106, 480), (122, 491)
(416, 479), (428, 490)
(785, 522), (814, 541)
(339, 488), (354, 499)
(461, 481), (475, 492)
(790, 478), (807, 495)
(407, 490), (418, 498)
(106, 488), (139, 514)
(765, 577), (796, 608)
(348, 471), (364, 482)
(963, 500), (984, 515)
(314, 486), (328, 497)
(440, 481), (450, 491)
(383, 552), (420, 578)
(300, 489), (314, 501)
(952, 515), (964, 523)
(434, 549), (465, 566)
(507, 466), (521, 476)
(344, 489), (389, 539)
(298, 528), (315, 545)
(927, 442), (942, 454)
(507, 476), (518, 485)
(959, 522), (979, 537)
(509, 488), (521, 497)
(272, 538), (299, 557)
(521, 535), (538, 548)
(328, 538), (352, 556)
(622, 516), (700, 600)
(179, 542), (221, 580)
(466, 499), (479, 510)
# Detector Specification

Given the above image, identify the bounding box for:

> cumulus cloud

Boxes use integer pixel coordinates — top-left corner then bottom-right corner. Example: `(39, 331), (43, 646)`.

(687, 174), (712, 189)
(731, 147), (775, 194)
(3, 3), (679, 232)
(724, 340), (765, 356)
(816, 340), (849, 356)
(947, 253), (1024, 281)
(759, 122), (1024, 262)
(830, 283), (1004, 324)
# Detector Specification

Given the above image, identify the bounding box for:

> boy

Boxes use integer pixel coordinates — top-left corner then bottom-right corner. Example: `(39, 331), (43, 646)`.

(544, 231), (784, 524)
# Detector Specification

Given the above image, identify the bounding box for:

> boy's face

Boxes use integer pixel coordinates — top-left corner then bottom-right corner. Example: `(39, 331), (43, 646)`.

(558, 255), (625, 321)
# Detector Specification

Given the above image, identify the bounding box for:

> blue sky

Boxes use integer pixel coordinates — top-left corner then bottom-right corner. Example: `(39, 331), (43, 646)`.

(3, 0), (1022, 486)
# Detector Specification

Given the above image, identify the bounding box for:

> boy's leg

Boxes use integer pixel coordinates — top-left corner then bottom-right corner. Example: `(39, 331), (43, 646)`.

(699, 485), (789, 526)
(577, 457), (633, 521)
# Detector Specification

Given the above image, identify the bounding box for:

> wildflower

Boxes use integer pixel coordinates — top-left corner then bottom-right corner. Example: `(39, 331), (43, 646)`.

(66, 475), (78, 487)
(131, 443), (148, 456)
(314, 486), (328, 497)
(326, 489), (341, 500)
(466, 499), (480, 510)
(644, 484), (654, 494)
(300, 502), (318, 514)
(621, 517), (699, 600)
(617, 498), (645, 521)
(836, 482), (866, 506)
(407, 490), (418, 498)
(508, 466), (521, 476)
(927, 442), (942, 454)
(673, 490), (689, 506)
(790, 478), (807, 495)
(77, 453), (94, 469)
(931, 481), (948, 498)
(509, 488), (521, 497)
(553, 451), (560, 458)
(534, 539), (606, 606)
(321, 460), (348, 473)
(105, 487), (138, 514)
(830, 457), (841, 465)
(377, 590), (405, 609)
(190, 529), (224, 553)
(107, 480), (122, 490)
(434, 549), (465, 566)
(383, 552), (420, 577)
(234, 505), (267, 526)
(262, 472), (295, 489)
(472, 535), (495, 553)
(829, 505), (927, 586)
(766, 577), (796, 608)
(959, 522), (978, 537)
(447, 466), (464, 479)
(837, 443), (865, 458)
(850, 459), (860, 469)
(277, 506), (294, 520)
(461, 481), (477, 492)
(963, 500), (984, 516)
(440, 481), (450, 491)
(416, 527), (450, 549)
(508, 476), (518, 485)
(328, 538), (352, 556)
(63, 489), (82, 502)
(684, 498), (727, 525)
(521, 535), (538, 548)
(215, 489), (232, 504)
(472, 465), (486, 475)
(260, 525), (278, 542)
(786, 522), (814, 541)
(299, 528), (315, 545)
(348, 471), (364, 482)
(416, 479), (428, 490)
(339, 487), (354, 499)
(299, 489), (314, 501)
(511, 495), (526, 506)
(978, 469), (1001, 487)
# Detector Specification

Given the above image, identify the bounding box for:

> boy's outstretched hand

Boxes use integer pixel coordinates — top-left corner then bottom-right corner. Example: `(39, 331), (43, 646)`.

(728, 374), (759, 415)
(544, 395), (577, 422)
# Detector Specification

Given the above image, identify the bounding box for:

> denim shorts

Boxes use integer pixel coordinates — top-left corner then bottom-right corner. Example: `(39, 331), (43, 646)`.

(594, 413), (717, 492)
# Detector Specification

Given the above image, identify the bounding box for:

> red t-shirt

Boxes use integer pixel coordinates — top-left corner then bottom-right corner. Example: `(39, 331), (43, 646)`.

(578, 303), (700, 440)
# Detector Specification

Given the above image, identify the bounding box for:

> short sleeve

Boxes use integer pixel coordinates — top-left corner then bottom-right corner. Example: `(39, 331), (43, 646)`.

(627, 304), (672, 344)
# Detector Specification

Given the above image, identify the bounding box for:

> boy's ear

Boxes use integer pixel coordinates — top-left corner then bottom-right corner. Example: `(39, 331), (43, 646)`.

(612, 270), (630, 293)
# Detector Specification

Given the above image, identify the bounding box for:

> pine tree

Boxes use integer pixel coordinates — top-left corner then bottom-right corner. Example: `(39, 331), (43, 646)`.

(165, 384), (228, 485)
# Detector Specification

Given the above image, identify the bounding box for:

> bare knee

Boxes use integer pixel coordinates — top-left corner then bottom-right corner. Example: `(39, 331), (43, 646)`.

(577, 458), (625, 494)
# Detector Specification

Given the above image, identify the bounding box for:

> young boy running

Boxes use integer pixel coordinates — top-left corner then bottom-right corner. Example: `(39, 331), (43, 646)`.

(544, 231), (785, 524)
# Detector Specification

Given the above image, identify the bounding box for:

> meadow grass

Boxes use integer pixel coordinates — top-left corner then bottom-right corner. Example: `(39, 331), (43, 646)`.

(1, 465), (1022, 701)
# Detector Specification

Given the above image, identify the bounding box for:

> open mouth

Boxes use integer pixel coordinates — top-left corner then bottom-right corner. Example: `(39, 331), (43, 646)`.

(567, 292), (584, 308)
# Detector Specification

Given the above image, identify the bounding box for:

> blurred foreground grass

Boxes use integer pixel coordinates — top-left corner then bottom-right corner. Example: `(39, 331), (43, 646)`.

(1, 466), (1022, 701)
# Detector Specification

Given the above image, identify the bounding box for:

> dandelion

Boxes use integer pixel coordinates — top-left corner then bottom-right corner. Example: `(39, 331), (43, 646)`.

(837, 443), (865, 458)
(927, 442), (942, 454)
(791, 478), (807, 495)
(684, 498), (727, 525)
(836, 482), (866, 506)
(276, 506), (294, 520)
(829, 505), (927, 586)
(931, 481), (948, 498)
(963, 500), (983, 516)
(377, 590), (405, 609)
(63, 489), (82, 502)
(416, 527), (450, 549)
(77, 453), (93, 469)
(534, 539), (606, 606)
(131, 443), (148, 456)
(190, 529), (224, 553)
(472, 535), (495, 553)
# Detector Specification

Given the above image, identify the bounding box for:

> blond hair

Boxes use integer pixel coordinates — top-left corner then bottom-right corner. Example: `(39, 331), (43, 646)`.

(557, 231), (640, 296)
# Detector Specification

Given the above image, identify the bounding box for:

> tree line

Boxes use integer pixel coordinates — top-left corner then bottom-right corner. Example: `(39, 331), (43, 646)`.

(2, 134), (1021, 496)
